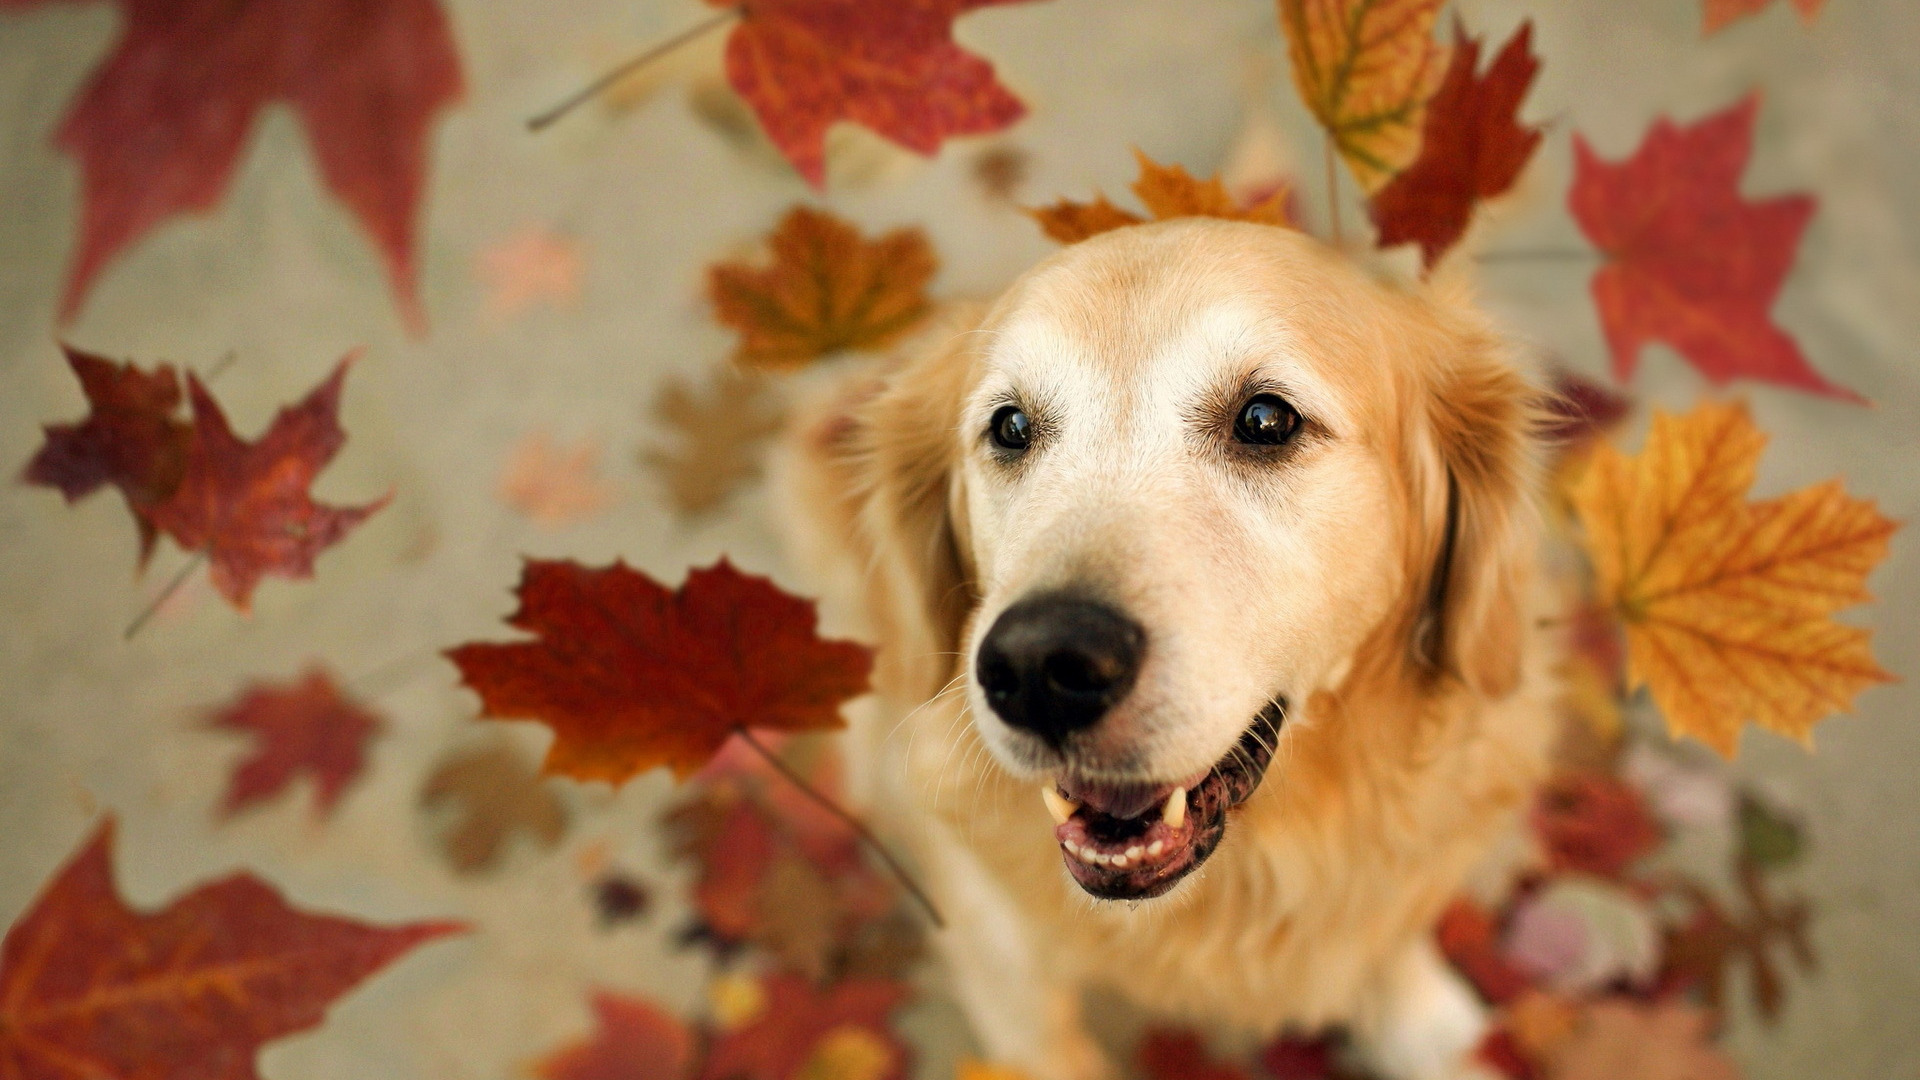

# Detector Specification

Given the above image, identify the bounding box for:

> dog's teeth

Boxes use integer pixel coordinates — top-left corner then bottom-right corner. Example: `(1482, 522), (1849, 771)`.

(1148, 840), (1165, 857)
(1041, 786), (1080, 825)
(1163, 787), (1188, 830)
(1111, 854), (1130, 869)
(1125, 846), (1144, 860)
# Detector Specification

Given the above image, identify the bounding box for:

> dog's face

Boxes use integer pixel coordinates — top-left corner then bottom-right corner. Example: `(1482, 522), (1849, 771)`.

(861, 220), (1533, 903)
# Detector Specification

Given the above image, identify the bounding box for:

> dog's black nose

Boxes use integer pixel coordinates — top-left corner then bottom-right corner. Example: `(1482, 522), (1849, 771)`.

(975, 593), (1145, 745)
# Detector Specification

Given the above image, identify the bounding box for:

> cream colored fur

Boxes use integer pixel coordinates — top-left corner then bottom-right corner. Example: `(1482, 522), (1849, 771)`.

(772, 220), (1560, 1080)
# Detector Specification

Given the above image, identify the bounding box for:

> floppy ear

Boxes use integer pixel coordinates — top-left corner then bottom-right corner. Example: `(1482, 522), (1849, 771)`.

(1407, 317), (1543, 699)
(849, 316), (983, 703)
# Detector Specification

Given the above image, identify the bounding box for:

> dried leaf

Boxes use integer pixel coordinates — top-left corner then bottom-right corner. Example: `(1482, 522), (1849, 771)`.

(1533, 771), (1663, 879)
(22, 343), (191, 565)
(1569, 95), (1858, 401)
(0, 819), (462, 1078)
(146, 353), (390, 609)
(1567, 401), (1898, 755)
(1369, 20), (1542, 268)
(1277, 0), (1448, 192)
(709, 207), (936, 369)
(209, 665), (383, 819)
(641, 367), (783, 519)
(1437, 899), (1532, 1005)
(447, 559), (873, 782)
(1025, 149), (1295, 244)
(713, 0), (1038, 186)
(536, 990), (694, 1080)
(499, 431), (613, 527)
(20, 0), (461, 329)
(419, 742), (570, 873)
(699, 974), (911, 1080)
(478, 226), (583, 318)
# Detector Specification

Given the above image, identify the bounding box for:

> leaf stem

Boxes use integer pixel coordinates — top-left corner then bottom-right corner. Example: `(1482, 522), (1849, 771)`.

(1475, 248), (1597, 263)
(124, 552), (205, 640)
(732, 726), (946, 929)
(1324, 135), (1343, 245)
(526, 8), (742, 133)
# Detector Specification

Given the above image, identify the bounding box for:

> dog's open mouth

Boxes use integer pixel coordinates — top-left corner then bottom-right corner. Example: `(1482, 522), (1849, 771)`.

(1043, 703), (1284, 900)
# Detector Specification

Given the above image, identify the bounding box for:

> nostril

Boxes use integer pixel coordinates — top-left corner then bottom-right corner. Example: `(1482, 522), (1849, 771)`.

(1042, 650), (1117, 696)
(979, 652), (1020, 702)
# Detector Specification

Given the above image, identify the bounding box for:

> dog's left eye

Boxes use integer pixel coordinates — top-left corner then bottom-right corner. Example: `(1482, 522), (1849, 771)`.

(990, 405), (1032, 451)
(1233, 394), (1301, 446)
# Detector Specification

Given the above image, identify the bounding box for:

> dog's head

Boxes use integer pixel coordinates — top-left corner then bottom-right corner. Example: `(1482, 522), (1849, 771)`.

(853, 219), (1539, 901)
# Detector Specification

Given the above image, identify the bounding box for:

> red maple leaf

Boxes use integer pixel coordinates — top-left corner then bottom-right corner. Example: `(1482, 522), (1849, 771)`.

(1370, 20), (1543, 269)
(146, 352), (390, 609)
(7, 0), (461, 330)
(713, 0), (1039, 187)
(209, 666), (384, 820)
(1436, 899), (1533, 1006)
(20, 343), (191, 565)
(1569, 95), (1859, 401)
(536, 990), (695, 1080)
(699, 973), (911, 1080)
(1138, 1029), (1252, 1080)
(446, 559), (872, 782)
(1532, 771), (1663, 880)
(0, 818), (463, 1079)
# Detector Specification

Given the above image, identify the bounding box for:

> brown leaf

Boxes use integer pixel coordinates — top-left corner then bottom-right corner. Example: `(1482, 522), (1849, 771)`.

(641, 367), (783, 519)
(699, 973), (912, 1080)
(1025, 149), (1296, 244)
(419, 741), (570, 873)
(535, 990), (695, 1080)
(707, 206), (935, 369)
(1544, 1000), (1739, 1080)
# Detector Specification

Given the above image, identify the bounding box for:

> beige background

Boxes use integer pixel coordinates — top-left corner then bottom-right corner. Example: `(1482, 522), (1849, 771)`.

(1, 0), (1915, 1077)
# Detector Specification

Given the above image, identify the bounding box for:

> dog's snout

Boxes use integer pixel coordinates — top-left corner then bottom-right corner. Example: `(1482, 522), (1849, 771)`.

(976, 593), (1145, 745)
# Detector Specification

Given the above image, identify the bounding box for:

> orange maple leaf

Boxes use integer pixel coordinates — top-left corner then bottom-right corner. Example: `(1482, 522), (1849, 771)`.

(446, 559), (873, 782)
(1026, 149), (1297, 244)
(1277, 0), (1448, 192)
(707, 206), (935, 369)
(1703, 0), (1826, 35)
(1567, 401), (1898, 756)
(535, 990), (693, 1080)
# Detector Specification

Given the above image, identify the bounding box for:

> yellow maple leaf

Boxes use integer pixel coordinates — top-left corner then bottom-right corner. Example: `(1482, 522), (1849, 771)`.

(1025, 149), (1296, 244)
(1568, 401), (1897, 756)
(1277, 0), (1448, 192)
(955, 1061), (1033, 1080)
(707, 206), (935, 369)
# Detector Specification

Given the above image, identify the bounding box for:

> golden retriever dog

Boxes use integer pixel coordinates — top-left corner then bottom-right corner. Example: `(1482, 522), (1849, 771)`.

(775, 219), (1560, 1080)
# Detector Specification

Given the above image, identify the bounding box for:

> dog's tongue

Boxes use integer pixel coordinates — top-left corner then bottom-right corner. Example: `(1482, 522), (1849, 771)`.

(1058, 768), (1209, 821)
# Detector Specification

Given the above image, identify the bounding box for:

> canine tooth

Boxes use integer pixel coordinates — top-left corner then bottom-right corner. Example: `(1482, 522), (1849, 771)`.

(1148, 840), (1165, 857)
(1125, 846), (1144, 859)
(1163, 787), (1188, 830)
(1041, 786), (1080, 825)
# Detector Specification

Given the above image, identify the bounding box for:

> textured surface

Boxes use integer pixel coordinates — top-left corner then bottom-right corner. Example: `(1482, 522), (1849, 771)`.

(1, 1), (1916, 1078)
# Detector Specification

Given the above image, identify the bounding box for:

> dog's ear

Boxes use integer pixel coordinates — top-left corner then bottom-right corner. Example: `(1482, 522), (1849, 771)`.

(1407, 317), (1541, 699)
(850, 320), (982, 702)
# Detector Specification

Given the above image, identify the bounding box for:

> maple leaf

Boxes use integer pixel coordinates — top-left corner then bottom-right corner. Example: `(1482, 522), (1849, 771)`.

(1567, 401), (1898, 755)
(146, 352), (390, 609)
(1533, 771), (1663, 879)
(1542, 367), (1632, 452)
(1276, 0), (1448, 192)
(1660, 866), (1815, 1023)
(418, 741), (571, 873)
(1437, 899), (1532, 1005)
(641, 367), (784, 519)
(499, 431), (614, 527)
(447, 559), (873, 782)
(0, 818), (462, 1080)
(536, 990), (694, 1080)
(1569, 95), (1859, 401)
(699, 974), (911, 1080)
(712, 0), (1037, 187)
(21, 343), (191, 565)
(1026, 149), (1296, 244)
(1369, 21), (1542, 269)
(209, 665), (383, 820)
(1542, 1000), (1739, 1080)
(18, 0), (461, 330)
(1702, 0), (1826, 35)
(708, 207), (936, 369)
(478, 226), (584, 319)
(1138, 1029), (1251, 1080)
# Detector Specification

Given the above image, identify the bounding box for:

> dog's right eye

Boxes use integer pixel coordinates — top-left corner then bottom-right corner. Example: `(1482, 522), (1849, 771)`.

(990, 406), (1032, 451)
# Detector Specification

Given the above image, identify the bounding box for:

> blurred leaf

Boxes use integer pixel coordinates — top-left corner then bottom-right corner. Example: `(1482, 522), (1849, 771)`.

(1026, 148), (1295, 244)
(419, 741), (570, 873)
(1737, 793), (1805, 870)
(641, 367), (783, 519)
